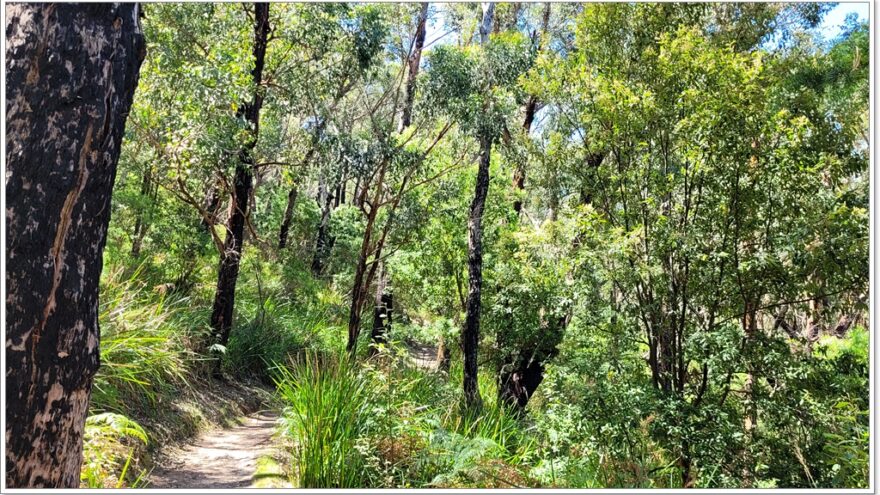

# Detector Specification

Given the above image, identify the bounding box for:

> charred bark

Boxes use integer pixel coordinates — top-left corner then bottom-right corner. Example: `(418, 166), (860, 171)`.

(510, 3), (550, 216)
(5, 3), (145, 487)
(369, 262), (393, 353)
(462, 132), (492, 410)
(311, 169), (339, 276)
(209, 3), (270, 353)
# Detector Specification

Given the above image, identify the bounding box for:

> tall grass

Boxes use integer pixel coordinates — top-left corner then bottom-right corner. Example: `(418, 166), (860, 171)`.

(91, 266), (199, 412)
(272, 352), (378, 487)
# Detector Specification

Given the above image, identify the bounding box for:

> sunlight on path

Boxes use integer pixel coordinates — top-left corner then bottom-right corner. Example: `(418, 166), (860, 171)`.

(148, 411), (287, 488)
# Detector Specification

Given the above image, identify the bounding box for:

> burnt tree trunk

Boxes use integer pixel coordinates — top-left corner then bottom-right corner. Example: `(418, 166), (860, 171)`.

(369, 262), (393, 353)
(311, 165), (342, 276)
(5, 4), (145, 488)
(462, 132), (492, 410)
(398, 2), (428, 132)
(461, 2), (496, 411)
(209, 3), (270, 352)
(279, 120), (324, 249)
(278, 187), (298, 249)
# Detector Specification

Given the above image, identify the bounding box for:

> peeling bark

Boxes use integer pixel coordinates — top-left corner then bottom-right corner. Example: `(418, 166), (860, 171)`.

(5, 3), (145, 488)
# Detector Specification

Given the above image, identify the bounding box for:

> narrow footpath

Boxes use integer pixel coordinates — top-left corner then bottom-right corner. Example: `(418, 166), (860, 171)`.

(148, 410), (286, 488)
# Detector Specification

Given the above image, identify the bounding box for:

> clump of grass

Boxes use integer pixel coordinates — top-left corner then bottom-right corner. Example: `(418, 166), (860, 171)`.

(272, 352), (378, 487)
(91, 266), (198, 413)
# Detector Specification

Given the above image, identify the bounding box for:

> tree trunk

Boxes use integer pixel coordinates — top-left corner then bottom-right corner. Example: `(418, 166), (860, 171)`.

(210, 164), (254, 347)
(311, 167), (341, 276)
(278, 187), (298, 249)
(200, 178), (223, 232)
(370, 262), (393, 353)
(436, 335), (451, 372)
(498, 355), (546, 410)
(398, 2), (429, 132)
(460, 3), (496, 411)
(5, 4), (145, 488)
(462, 132), (492, 410)
(741, 298), (759, 487)
(511, 3), (549, 216)
(130, 163), (153, 257)
(209, 3), (270, 354)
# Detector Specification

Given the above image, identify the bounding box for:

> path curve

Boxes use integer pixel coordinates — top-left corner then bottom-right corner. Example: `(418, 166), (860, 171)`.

(148, 410), (280, 488)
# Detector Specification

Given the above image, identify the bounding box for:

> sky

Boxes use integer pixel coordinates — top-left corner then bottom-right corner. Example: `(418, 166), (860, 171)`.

(817, 2), (870, 39)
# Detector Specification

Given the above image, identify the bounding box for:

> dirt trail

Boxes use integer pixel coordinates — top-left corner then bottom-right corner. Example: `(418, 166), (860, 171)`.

(408, 342), (438, 370)
(148, 410), (284, 488)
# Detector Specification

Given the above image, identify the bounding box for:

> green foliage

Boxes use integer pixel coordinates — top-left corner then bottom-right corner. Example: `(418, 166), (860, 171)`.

(92, 266), (199, 414)
(81, 413), (149, 488)
(273, 352), (378, 487)
(85, 2), (868, 490)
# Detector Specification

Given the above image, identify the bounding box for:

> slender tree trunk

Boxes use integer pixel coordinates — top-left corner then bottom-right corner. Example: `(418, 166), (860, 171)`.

(370, 262), (393, 353)
(399, 2), (429, 132)
(463, 132), (492, 410)
(311, 171), (337, 275)
(511, 3), (549, 216)
(131, 164), (153, 257)
(436, 335), (452, 372)
(279, 118), (325, 249)
(278, 187), (298, 249)
(5, 4), (145, 488)
(210, 3), (270, 354)
(461, 2), (496, 411)
(741, 298), (759, 487)
(200, 178), (223, 232)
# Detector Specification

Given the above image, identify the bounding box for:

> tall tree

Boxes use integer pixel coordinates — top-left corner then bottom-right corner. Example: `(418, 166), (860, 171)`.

(370, 3), (431, 349)
(461, 1), (496, 410)
(209, 3), (270, 352)
(5, 4), (145, 487)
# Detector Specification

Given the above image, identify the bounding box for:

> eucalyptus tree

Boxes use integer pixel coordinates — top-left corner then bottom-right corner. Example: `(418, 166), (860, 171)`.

(5, 4), (145, 487)
(527, 2), (864, 486)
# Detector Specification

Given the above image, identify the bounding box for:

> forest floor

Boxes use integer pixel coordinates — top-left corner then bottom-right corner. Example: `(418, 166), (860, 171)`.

(147, 409), (289, 488)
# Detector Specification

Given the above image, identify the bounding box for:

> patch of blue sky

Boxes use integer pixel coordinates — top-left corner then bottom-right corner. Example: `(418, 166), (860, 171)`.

(817, 2), (869, 40)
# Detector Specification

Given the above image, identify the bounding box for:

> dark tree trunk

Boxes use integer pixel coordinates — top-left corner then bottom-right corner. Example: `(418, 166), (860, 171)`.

(130, 163), (153, 257)
(278, 187), (298, 249)
(311, 171), (336, 276)
(511, 3), (549, 216)
(498, 356), (546, 410)
(369, 262), (393, 353)
(462, 133), (492, 410)
(209, 3), (270, 353)
(399, 3), (429, 132)
(5, 4), (145, 488)
(279, 124), (323, 250)
(210, 164), (254, 347)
